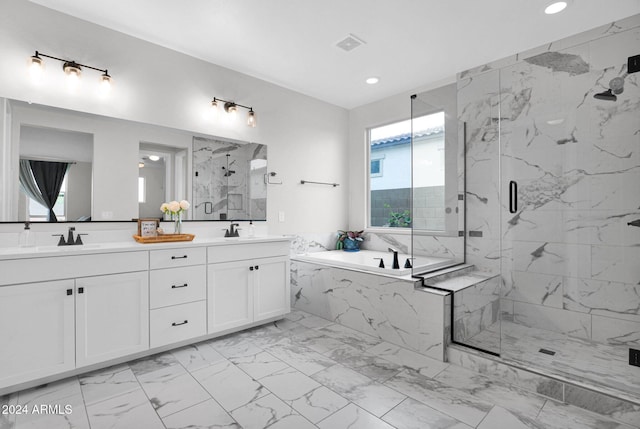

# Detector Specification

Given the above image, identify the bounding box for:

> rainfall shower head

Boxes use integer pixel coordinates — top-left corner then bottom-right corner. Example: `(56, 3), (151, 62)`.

(593, 88), (617, 101)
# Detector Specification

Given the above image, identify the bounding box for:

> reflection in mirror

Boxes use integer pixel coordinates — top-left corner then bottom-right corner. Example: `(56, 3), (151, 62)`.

(193, 137), (267, 221)
(138, 142), (188, 220)
(18, 125), (92, 222)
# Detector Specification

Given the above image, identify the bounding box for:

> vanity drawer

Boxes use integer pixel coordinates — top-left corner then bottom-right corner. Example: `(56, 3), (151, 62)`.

(208, 241), (289, 264)
(149, 265), (206, 309)
(150, 300), (206, 348)
(149, 247), (206, 269)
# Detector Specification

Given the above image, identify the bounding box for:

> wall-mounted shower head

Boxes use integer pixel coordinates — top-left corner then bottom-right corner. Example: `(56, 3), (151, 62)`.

(594, 73), (627, 102)
(593, 88), (617, 101)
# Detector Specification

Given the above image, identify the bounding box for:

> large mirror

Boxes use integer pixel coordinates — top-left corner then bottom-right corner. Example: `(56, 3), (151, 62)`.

(1, 98), (267, 222)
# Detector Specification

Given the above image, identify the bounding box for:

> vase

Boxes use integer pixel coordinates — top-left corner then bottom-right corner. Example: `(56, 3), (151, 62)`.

(173, 212), (182, 234)
(342, 238), (360, 252)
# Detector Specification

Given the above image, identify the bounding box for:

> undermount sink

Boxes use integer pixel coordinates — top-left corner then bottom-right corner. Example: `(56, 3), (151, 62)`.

(36, 244), (104, 252)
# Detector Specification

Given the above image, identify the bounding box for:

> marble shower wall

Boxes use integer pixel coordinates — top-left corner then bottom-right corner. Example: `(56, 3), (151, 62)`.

(192, 137), (267, 220)
(462, 14), (640, 350)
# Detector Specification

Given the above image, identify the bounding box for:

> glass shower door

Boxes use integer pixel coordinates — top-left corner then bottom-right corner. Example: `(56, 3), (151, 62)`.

(498, 33), (640, 396)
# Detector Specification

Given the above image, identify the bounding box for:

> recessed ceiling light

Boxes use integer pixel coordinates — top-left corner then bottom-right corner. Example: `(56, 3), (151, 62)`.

(149, 155), (160, 161)
(366, 77), (379, 85)
(545, 1), (567, 14)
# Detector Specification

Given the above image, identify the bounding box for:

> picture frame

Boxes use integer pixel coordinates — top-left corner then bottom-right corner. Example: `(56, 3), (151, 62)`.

(137, 218), (160, 237)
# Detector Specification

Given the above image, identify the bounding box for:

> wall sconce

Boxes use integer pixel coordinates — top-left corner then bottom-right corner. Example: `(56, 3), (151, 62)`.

(28, 51), (113, 90)
(210, 97), (257, 127)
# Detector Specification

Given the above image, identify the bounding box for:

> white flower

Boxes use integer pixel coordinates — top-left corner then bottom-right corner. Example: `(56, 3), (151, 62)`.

(179, 200), (190, 210)
(160, 203), (169, 213)
(168, 200), (180, 212)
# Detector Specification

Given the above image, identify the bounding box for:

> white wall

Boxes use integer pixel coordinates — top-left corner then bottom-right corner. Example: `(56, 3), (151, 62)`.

(0, 0), (349, 234)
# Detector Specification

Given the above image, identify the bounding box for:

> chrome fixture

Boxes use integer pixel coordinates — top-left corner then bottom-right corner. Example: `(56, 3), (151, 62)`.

(210, 97), (256, 127)
(29, 51), (112, 89)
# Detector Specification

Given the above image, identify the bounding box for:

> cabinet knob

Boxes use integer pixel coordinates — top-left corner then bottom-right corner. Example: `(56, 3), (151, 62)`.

(171, 283), (188, 289)
(255, 265), (259, 270)
(249, 266), (254, 271)
(78, 287), (84, 294)
(66, 289), (73, 296)
(171, 320), (188, 326)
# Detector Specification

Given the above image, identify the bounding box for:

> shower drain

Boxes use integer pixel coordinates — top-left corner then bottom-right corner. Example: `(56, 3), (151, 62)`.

(539, 348), (556, 356)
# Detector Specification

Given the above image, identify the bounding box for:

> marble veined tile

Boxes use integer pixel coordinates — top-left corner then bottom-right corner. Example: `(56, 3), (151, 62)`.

(289, 386), (349, 424)
(14, 390), (89, 429)
(434, 365), (546, 419)
(477, 406), (548, 429)
(564, 385), (640, 428)
(384, 369), (493, 427)
(191, 360), (268, 412)
(316, 323), (383, 352)
(382, 397), (473, 429)
(209, 336), (265, 360)
(137, 363), (210, 418)
(317, 403), (395, 429)
(564, 277), (640, 323)
(258, 366), (320, 401)
(297, 313), (334, 329)
(86, 388), (164, 429)
(229, 393), (312, 429)
(171, 341), (226, 372)
(17, 377), (81, 405)
(264, 338), (337, 376)
(365, 342), (449, 378)
(129, 352), (179, 377)
(288, 327), (347, 354)
(0, 393), (17, 429)
(536, 400), (636, 429)
(161, 399), (240, 429)
(311, 364), (406, 417)
(229, 350), (289, 380)
(79, 364), (140, 406)
(323, 344), (403, 382)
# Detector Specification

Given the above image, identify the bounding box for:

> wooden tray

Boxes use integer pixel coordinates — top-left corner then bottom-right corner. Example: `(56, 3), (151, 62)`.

(133, 234), (195, 244)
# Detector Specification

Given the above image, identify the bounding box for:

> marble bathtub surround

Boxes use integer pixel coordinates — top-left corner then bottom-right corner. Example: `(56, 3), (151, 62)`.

(291, 260), (449, 360)
(0, 310), (634, 429)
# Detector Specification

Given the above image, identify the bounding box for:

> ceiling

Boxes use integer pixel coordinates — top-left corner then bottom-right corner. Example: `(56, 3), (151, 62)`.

(29, 0), (640, 109)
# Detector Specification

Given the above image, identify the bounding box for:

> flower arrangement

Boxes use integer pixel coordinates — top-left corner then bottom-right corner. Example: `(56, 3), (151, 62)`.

(160, 200), (190, 234)
(336, 230), (364, 251)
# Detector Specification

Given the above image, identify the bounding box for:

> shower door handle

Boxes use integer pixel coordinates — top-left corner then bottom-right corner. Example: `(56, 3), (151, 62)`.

(509, 181), (518, 213)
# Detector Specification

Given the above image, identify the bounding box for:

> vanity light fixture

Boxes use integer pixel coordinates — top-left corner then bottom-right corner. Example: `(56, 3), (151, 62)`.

(28, 51), (113, 89)
(210, 97), (257, 127)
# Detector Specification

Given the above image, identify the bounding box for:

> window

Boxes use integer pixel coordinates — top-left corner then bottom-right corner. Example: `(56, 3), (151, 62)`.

(368, 112), (445, 229)
(29, 176), (67, 221)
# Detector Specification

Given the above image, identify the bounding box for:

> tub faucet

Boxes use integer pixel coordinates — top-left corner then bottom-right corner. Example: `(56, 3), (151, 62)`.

(388, 247), (400, 269)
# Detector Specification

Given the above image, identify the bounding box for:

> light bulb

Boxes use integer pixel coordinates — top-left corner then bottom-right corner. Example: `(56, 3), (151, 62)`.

(247, 110), (257, 127)
(149, 155), (160, 161)
(28, 54), (43, 80)
(100, 72), (112, 92)
(63, 62), (81, 90)
(366, 77), (379, 85)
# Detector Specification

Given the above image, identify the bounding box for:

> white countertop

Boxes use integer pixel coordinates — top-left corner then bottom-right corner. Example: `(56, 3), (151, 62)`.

(0, 236), (292, 261)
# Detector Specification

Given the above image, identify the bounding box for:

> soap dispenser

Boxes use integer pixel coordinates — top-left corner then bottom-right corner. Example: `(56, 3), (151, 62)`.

(19, 222), (35, 247)
(248, 220), (255, 237)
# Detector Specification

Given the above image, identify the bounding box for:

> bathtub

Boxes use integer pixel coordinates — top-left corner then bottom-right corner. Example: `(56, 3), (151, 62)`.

(293, 249), (453, 276)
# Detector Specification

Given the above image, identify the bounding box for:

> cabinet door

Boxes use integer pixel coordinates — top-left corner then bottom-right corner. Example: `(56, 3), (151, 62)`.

(253, 257), (290, 322)
(0, 280), (75, 390)
(208, 261), (253, 333)
(76, 272), (149, 367)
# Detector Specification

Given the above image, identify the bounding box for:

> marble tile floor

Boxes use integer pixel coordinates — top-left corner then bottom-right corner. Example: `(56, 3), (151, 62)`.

(1, 310), (637, 429)
(461, 320), (640, 402)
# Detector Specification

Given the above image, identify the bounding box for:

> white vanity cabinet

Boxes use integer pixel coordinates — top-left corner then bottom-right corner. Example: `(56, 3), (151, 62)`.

(0, 251), (148, 391)
(149, 247), (207, 348)
(0, 280), (75, 389)
(76, 271), (149, 366)
(207, 241), (290, 334)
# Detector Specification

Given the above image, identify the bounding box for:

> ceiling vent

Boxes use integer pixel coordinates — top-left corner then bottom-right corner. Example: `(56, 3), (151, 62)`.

(336, 34), (366, 52)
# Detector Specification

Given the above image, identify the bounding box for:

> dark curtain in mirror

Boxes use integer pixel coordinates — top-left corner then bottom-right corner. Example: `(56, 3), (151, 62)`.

(22, 160), (70, 222)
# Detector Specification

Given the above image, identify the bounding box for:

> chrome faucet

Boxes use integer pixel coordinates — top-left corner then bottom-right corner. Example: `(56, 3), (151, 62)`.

(388, 247), (400, 269)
